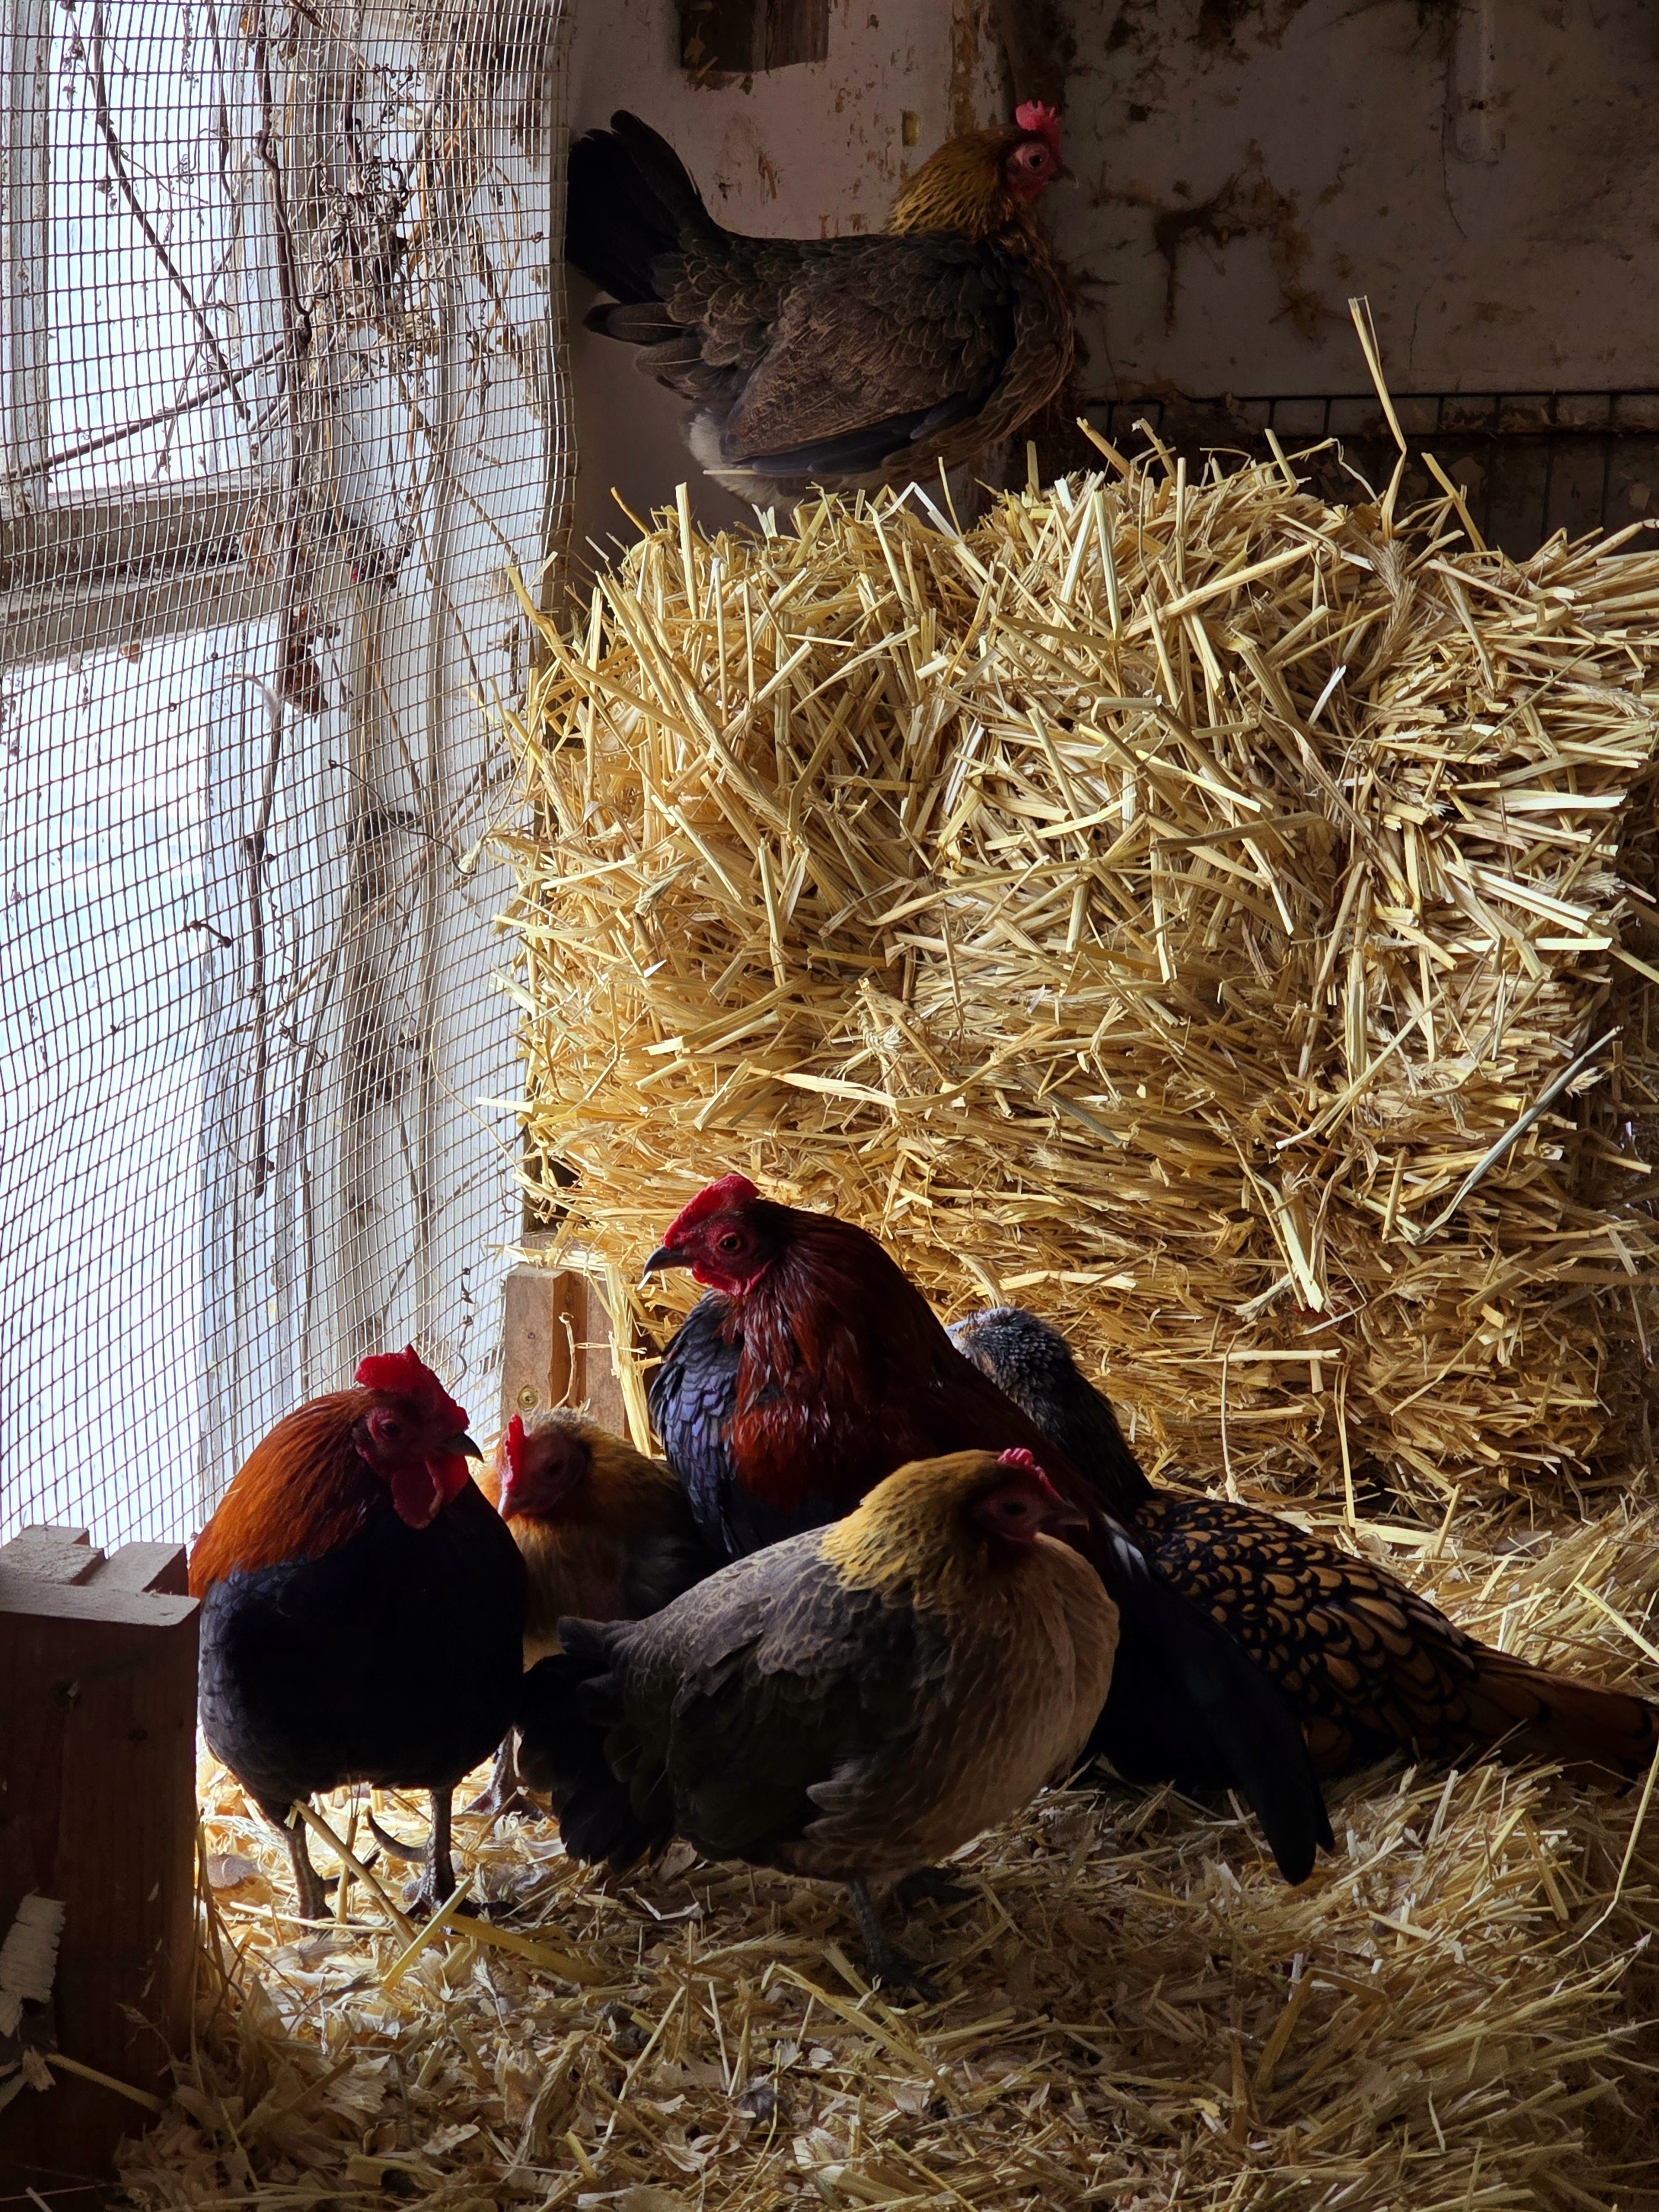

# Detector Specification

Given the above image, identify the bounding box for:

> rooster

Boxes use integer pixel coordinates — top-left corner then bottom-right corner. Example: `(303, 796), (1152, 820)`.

(643, 1174), (1332, 1882)
(189, 1349), (525, 1918)
(518, 1448), (1117, 1996)
(468, 1407), (714, 1814)
(566, 105), (1073, 509)
(951, 1306), (1659, 1786)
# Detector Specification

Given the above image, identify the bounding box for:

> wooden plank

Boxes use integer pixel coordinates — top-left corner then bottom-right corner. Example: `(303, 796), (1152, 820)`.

(499, 1264), (629, 1441)
(0, 1569), (199, 2187)
(0, 1527), (102, 1587)
(88, 1543), (190, 1599)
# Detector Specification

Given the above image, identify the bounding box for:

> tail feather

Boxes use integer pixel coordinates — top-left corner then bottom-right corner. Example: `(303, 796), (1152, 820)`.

(518, 1629), (664, 1870)
(565, 111), (714, 307)
(1462, 1649), (1659, 1782)
(1097, 1579), (1333, 1884)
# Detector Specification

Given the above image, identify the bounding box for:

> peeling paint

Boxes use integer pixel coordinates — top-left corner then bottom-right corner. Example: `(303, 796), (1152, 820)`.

(1057, 0), (1659, 399)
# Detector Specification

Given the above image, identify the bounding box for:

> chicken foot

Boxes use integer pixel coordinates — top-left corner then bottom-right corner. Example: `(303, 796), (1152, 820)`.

(464, 1733), (545, 1820)
(846, 1878), (941, 2004)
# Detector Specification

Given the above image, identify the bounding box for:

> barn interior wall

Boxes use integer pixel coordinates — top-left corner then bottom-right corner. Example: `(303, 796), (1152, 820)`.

(561, 1), (1659, 557)
(1057, 0), (1659, 406)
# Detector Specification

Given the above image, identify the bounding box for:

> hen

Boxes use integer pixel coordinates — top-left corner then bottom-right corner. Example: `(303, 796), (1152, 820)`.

(951, 1306), (1659, 1785)
(469, 1408), (713, 1813)
(566, 105), (1073, 509)
(190, 1349), (525, 1918)
(644, 1173), (1332, 1882)
(518, 1448), (1117, 1996)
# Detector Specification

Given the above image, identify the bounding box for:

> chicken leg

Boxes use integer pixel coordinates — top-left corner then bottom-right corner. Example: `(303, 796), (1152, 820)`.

(404, 1789), (460, 1919)
(464, 1733), (544, 1820)
(846, 1879), (940, 2004)
(281, 1808), (330, 1922)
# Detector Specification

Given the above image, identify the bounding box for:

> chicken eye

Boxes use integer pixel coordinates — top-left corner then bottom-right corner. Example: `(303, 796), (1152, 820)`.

(718, 1232), (744, 1253)
(380, 1418), (402, 1439)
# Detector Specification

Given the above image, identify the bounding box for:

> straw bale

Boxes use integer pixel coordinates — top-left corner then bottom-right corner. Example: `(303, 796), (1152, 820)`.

(499, 457), (1659, 1513)
(119, 1500), (1659, 2211)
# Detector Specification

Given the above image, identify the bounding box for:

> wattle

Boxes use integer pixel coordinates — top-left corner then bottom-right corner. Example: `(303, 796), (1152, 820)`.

(390, 1460), (445, 1528)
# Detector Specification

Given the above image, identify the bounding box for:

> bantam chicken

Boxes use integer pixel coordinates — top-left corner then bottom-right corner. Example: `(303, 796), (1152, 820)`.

(517, 1448), (1117, 1996)
(190, 1349), (525, 1918)
(566, 105), (1073, 508)
(644, 1173), (1332, 1883)
(469, 1407), (714, 1813)
(951, 1306), (1659, 1785)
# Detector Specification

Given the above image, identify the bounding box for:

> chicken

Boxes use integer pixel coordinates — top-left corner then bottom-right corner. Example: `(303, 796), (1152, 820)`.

(518, 1448), (1117, 1996)
(643, 1174), (1332, 1882)
(951, 1306), (1659, 1785)
(566, 106), (1073, 510)
(189, 1348), (525, 1918)
(468, 1408), (714, 1814)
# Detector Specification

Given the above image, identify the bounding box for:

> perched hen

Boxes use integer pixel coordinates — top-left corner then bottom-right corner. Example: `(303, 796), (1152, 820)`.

(519, 1448), (1117, 1994)
(470, 1408), (714, 1813)
(567, 106), (1074, 509)
(190, 1350), (525, 1917)
(644, 1175), (1332, 1882)
(951, 1306), (1659, 1785)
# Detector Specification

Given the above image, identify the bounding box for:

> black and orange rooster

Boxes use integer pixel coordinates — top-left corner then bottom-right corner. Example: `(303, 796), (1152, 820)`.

(190, 1349), (525, 1918)
(950, 1306), (1659, 1786)
(519, 1448), (1118, 1996)
(644, 1175), (1332, 1883)
(469, 1407), (713, 1814)
(566, 106), (1073, 509)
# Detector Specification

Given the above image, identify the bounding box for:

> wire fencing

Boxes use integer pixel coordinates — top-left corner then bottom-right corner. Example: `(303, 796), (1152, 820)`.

(0, 0), (570, 1547)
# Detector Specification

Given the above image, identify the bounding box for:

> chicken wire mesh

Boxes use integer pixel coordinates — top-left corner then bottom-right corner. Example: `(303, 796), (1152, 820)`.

(0, 0), (571, 1546)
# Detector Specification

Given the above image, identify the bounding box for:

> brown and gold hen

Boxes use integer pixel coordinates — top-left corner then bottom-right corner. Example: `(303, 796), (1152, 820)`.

(519, 1448), (1117, 1997)
(566, 105), (1074, 510)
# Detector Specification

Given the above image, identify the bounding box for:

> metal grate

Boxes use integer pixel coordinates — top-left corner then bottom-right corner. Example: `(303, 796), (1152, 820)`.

(0, 0), (572, 1547)
(1091, 392), (1659, 559)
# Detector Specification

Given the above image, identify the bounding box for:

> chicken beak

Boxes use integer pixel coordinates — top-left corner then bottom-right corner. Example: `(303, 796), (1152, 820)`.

(450, 1432), (483, 1460)
(643, 1243), (690, 1277)
(1045, 1501), (1090, 1539)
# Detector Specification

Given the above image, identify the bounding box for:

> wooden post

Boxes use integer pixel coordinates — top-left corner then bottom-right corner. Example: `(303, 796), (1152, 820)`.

(499, 1259), (630, 1442)
(0, 1528), (199, 2190)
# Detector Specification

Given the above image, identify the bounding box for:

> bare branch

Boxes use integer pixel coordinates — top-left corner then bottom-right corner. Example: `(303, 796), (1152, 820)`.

(0, 343), (284, 484)
(79, 0), (252, 418)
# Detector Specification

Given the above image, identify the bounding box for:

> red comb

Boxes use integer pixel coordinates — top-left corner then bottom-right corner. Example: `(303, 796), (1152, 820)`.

(663, 1172), (761, 1245)
(505, 1412), (526, 1478)
(1014, 100), (1062, 161)
(355, 1344), (469, 1434)
(998, 1447), (1041, 1474)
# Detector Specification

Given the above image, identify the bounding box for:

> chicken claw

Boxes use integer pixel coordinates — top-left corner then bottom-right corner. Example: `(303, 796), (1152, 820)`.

(846, 1879), (941, 2005)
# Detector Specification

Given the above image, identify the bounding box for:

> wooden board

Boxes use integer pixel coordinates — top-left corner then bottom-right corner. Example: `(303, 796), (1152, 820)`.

(499, 1262), (629, 1441)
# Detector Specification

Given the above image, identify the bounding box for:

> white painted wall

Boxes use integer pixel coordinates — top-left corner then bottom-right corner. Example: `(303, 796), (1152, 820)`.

(1058, 0), (1659, 402)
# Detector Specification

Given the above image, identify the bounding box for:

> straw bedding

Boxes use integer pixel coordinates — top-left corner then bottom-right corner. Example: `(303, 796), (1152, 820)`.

(117, 1500), (1659, 2211)
(499, 449), (1659, 1513)
(115, 449), (1659, 2206)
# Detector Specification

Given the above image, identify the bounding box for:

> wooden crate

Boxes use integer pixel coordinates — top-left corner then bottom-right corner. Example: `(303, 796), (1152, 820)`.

(0, 1527), (198, 2190)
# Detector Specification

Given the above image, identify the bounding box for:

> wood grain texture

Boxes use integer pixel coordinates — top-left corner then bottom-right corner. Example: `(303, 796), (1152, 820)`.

(0, 1534), (198, 2188)
(501, 1264), (628, 1442)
